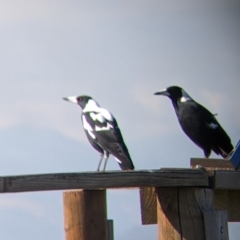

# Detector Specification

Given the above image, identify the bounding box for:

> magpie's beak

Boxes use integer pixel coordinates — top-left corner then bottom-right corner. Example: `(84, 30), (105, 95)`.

(63, 96), (78, 104)
(154, 89), (170, 97)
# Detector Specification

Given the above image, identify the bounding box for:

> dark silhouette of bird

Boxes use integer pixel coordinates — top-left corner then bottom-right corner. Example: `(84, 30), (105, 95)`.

(63, 95), (134, 171)
(154, 86), (234, 158)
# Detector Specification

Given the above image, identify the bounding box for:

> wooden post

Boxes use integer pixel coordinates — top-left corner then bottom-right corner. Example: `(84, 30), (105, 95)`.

(156, 187), (217, 240)
(204, 210), (229, 240)
(139, 187), (157, 224)
(63, 190), (107, 240)
(107, 219), (114, 240)
(214, 190), (240, 222)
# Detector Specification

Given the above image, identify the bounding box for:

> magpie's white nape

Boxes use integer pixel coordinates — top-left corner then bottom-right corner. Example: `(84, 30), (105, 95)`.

(154, 86), (234, 159)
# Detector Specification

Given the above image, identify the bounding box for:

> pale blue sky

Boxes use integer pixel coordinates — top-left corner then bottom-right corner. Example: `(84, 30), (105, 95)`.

(0, 1), (239, 239)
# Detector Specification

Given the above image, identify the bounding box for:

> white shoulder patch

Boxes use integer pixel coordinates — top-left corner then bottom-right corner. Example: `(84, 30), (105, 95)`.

(207, 122), (218, 129)
(180, 96), (191, 102)
(82, 115), (96, 139)
(180, 90), (192, 102)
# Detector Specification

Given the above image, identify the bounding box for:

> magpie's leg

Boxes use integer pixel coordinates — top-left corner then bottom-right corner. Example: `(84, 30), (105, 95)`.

(226, 148), (235, 159)
(102, 153), (109, 171)
(97, 154), (104, 171)
(204, 149), (211, 158)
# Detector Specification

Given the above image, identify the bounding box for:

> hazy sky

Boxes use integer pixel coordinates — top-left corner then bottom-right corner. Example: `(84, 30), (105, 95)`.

(0, 1), (239, 239)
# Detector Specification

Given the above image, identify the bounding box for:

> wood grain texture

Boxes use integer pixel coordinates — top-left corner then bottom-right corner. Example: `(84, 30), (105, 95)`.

(191, 158), (235, 170)
(138, 189), (240, 225)
(214, 171), (240, 189)
(0, 169), (208, 193)
(204, 210), (229, 240)
(63, 190), (107, 240)
(139, 187), (156, 225)
(214, 190), (240, 222)
(156, 187), (214, 240)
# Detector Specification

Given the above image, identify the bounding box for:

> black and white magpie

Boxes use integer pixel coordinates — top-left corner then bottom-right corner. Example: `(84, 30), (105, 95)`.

(154, 86), (234, 158)
(63, 95), (134, 171)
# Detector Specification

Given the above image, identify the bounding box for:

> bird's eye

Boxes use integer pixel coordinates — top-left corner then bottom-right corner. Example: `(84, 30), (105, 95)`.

(78, 97), (83, 101)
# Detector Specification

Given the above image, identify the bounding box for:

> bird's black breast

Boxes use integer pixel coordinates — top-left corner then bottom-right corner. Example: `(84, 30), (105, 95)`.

(176, 101), (206, 132)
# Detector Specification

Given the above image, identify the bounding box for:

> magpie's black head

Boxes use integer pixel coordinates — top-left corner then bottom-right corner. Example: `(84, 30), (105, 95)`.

(63, 95), (93, 109)
(154, 86), (192, 103)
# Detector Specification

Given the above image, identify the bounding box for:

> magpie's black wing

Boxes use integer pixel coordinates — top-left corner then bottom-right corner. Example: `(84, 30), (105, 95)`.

(198, 104), (233, 157)
(178, 101), (233, 158)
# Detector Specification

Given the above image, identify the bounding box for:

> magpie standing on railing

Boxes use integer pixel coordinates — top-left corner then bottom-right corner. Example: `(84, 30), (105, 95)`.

(63, 95), (134, 171)
(154, 86), (234, 158)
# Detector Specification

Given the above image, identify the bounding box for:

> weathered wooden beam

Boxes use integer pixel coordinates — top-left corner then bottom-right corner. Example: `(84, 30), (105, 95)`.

(63, 190), (107, 240)
(214, 171), (240, 189)
(156, 188), (215, 240)
(191, 158), (235, 170)
(214, 190), (240, 222)
(0, 169), (208, 193)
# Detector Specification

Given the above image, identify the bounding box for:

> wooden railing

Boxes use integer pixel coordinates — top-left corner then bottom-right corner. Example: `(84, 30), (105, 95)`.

(1, 158), (239, 240)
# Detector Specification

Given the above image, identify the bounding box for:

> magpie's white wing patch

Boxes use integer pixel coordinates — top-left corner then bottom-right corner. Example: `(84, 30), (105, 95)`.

(99, 108), (113, 121)
(90, 112), (105, 123)
(82, 115), (96, 139)
(206, 114), (219, 129)
(89, 109), (114, 132)
(114, 157), (122, 164)
(95, 123), (113, 131)
(89, 108), (113, 122)
(207, 122), (218, 129)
